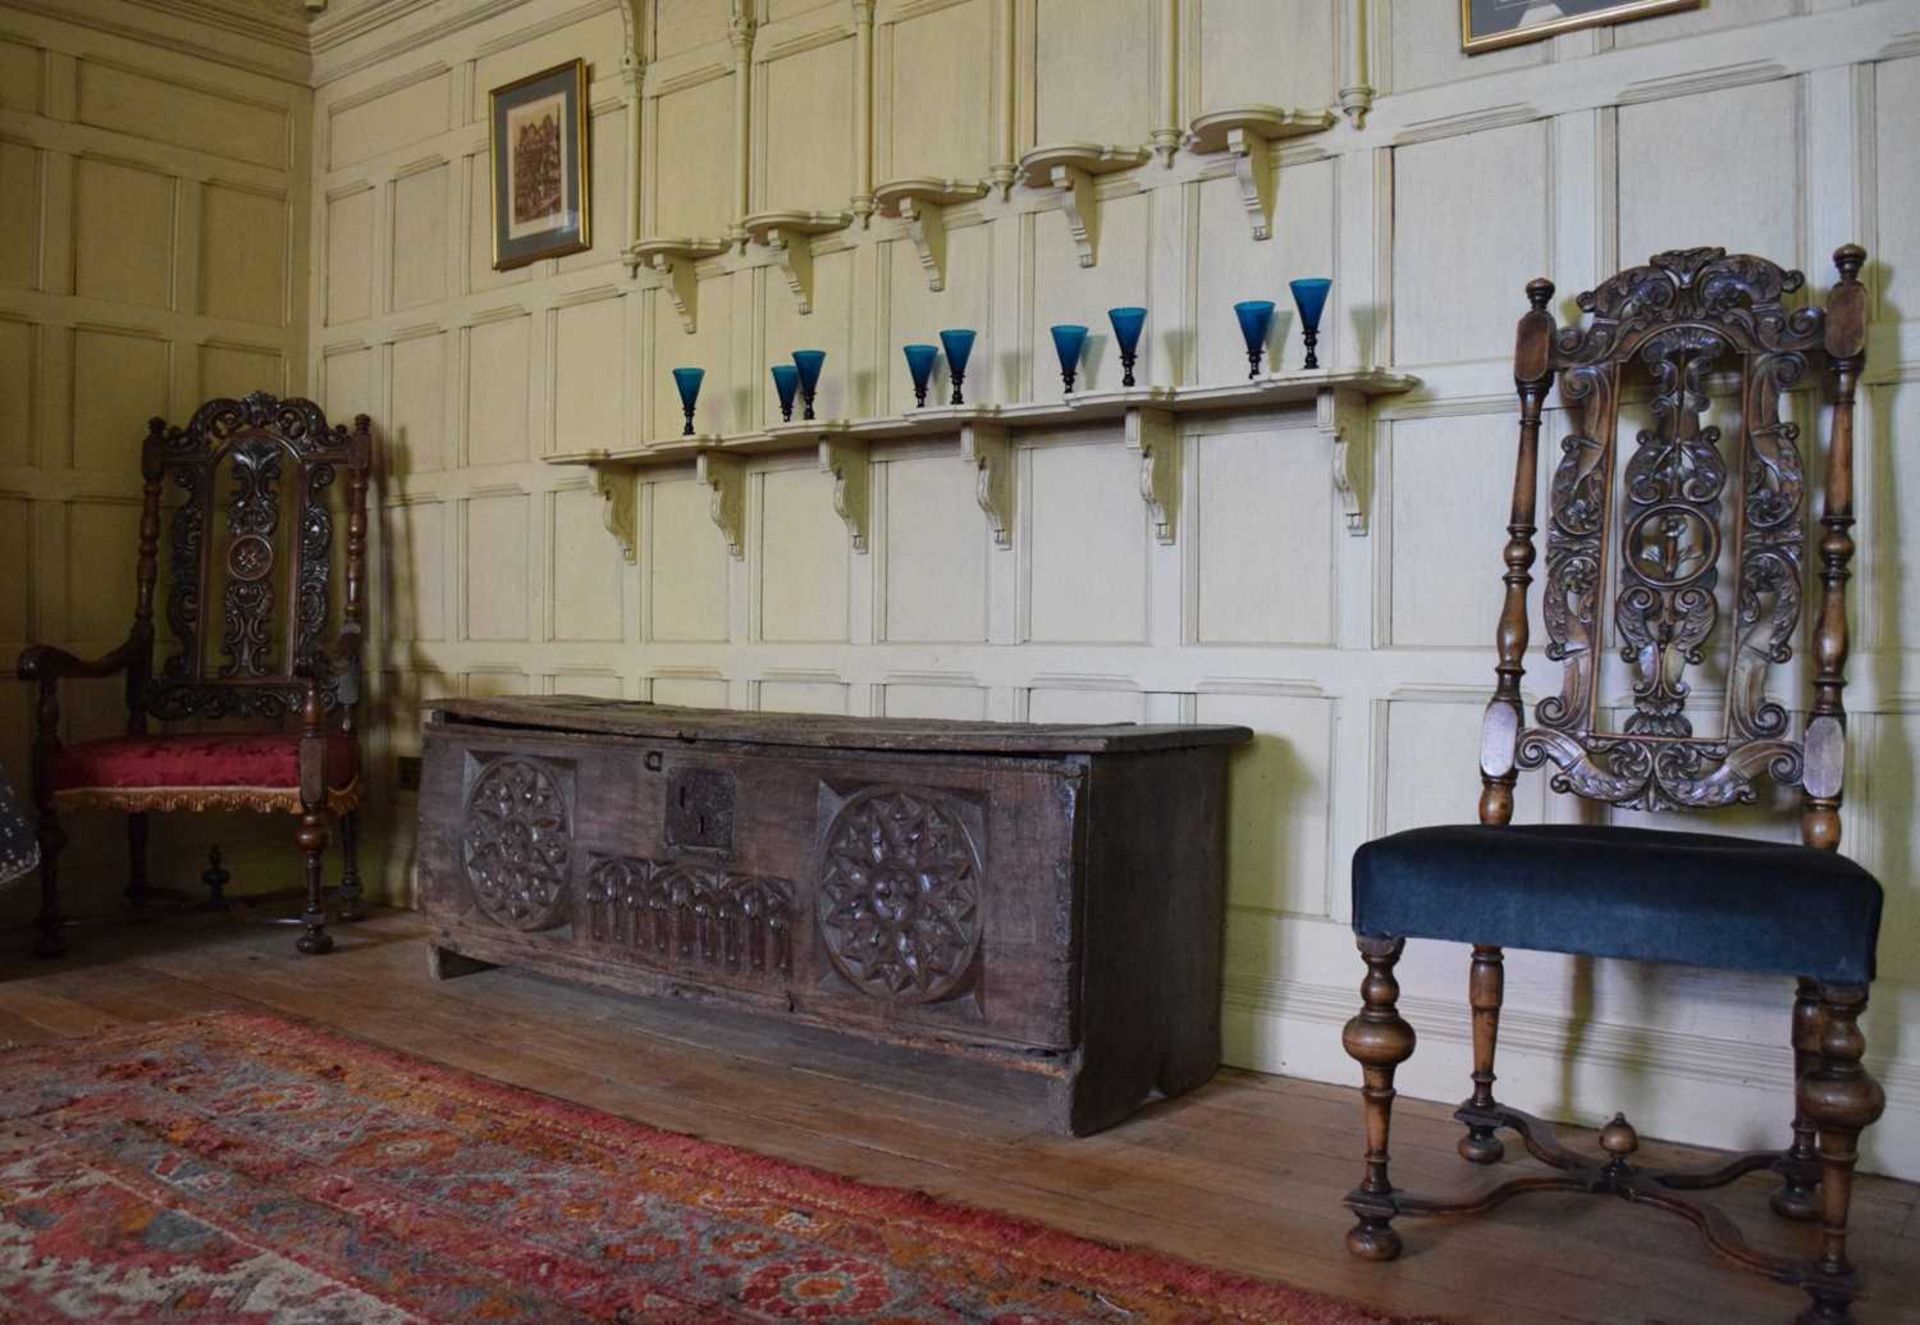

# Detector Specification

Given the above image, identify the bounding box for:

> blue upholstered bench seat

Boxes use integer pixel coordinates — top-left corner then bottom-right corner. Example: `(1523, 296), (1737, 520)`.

(1353, 823), (1883, 985)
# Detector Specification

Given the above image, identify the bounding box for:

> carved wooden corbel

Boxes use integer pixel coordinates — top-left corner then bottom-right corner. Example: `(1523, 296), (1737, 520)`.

(959, 420), (1011, 548)
(1124, 406), (1178, 545)
(818, 438), (870, 553)
(630, 238), (728, 332)
(697, 451), (745, 558)
(594, 465), (638, 564)
(1017, 145), (1148, 269)
(874, 179), (989, 292)
(1319, 386), (1372, 536)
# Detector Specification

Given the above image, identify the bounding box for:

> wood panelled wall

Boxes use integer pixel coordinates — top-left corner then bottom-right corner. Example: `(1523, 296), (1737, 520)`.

(164, 0), (1920, 1180)
(0, 2), (311, 924)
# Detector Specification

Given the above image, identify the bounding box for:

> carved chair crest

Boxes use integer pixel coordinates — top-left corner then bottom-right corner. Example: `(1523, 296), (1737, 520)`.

(1481, 247), (1867, 844)
(139, 391), (372, 723)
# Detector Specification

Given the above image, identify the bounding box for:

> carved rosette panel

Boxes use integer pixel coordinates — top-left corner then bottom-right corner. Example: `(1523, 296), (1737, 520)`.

(583, 856), (793, 976)
(815, 787), (982, 1004)
(461, 757), (573, 930)
(1518, 247), (1819, 813)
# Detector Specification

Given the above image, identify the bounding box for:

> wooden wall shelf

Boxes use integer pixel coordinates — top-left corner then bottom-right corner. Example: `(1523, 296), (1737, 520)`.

(628, 237), (731, 332)
(1016, 144), (1151, 267)
(556, 368), (1416, 562)
(743, 210), (854, 314)
(874, 178), (991, 292)
(1185, 106), (1337, 242)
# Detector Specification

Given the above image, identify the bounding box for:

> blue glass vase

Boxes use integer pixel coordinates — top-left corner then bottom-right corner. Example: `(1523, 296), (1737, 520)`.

(1050, 324), (1088, 394)
(791, 350), (826, 421)
(671, 367), (705, 436)
(1289, 278), (1332, 370)
(1107, 307), (1146, 387)
(770, 364), (800, 423)
(938, 329), (976, 406)
(903, 344), (939, 409)
(1233, 301), (1275, 379)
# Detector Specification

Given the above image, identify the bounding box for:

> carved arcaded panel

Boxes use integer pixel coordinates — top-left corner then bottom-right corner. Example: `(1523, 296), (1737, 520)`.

(583, 855), (794, 977)
(461, 754), (575, 931)
(814, 784), (984, 1004)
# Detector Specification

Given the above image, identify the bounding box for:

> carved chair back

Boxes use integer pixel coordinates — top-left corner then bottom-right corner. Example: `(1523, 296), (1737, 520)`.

(1478, 247), (1868, 849)
(131, 392), (372, 733)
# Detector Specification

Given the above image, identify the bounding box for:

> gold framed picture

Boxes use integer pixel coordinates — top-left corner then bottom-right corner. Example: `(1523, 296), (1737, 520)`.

(488, 58), (591, 270)
(1462, 0), (1700, 54)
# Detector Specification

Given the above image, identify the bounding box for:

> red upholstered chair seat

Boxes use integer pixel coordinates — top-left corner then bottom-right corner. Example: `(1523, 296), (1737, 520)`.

(50, 732), (354, 793)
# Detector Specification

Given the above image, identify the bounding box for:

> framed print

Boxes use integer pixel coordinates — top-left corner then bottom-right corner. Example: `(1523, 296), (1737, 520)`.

(489, 58), (591, 269)
(1462, 0), (1700, 53)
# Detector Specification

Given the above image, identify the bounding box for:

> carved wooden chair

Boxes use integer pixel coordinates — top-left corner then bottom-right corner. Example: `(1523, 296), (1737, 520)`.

(1342, 247), (1882, 1324)
(17, 392), (372, 958)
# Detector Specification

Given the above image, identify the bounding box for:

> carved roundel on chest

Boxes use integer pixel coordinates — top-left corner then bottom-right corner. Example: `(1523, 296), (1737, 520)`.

(461, 755), (573, 931)
(815, 786), (983, 1004)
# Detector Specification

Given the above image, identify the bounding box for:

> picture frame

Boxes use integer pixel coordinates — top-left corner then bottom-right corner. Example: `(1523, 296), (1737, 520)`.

(488, 58), (591, 270)
(1462, 0), (1701, 54)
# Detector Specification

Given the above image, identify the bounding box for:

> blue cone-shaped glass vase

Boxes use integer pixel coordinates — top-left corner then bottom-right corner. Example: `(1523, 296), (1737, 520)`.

(791, 350), (826, 421)
(1289, 278), (1332, 369)
(671, 367), (704, 436)
(1051, 324), (1088, 394)
(770, 364), (800, 422)
(903, 344), (939, 408)
(1233, 300), (1275, 379)
(938, 329), (976, 405)
(1108, 307), (1146, 387)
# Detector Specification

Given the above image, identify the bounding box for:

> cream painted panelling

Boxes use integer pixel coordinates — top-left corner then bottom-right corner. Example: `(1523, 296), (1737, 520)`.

(307, 0), (1920, 1180)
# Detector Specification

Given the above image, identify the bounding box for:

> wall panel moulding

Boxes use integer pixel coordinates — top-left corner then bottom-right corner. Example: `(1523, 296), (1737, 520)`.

(743, 209), (854, 313)
(629, 237), (731, 332)
(873, 178), (991, 292)
(1184, 105), (1337, 242)
(1016, 144), (1151, 268)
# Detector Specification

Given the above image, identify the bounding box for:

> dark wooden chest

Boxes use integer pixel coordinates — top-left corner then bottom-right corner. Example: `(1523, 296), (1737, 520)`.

(415, 696), (1250, 1134)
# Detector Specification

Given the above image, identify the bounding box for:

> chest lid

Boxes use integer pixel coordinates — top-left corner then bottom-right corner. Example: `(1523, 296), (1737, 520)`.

(427, 695), (1250, 755)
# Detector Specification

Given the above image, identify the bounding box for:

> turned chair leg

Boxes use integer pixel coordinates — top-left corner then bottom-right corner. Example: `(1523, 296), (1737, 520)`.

(1775, 976), (1824, 1220)
(295, 809), (333, 956)
(1797, 983), (1885, 1325)
(1459, 944), (1506, 1163)
(202, 845), (230, 909)
(336, 809), (366, 922)
(32, 804), (67, 959)
(126, 812), (150, 909)
(1343, 935), (1415, 1260)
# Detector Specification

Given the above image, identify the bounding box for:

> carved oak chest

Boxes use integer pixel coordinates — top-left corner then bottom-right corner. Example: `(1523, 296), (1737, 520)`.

(416, 696), (1250, 1134)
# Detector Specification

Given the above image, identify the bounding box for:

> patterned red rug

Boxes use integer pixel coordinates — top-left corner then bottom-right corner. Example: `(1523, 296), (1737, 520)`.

(0, 1011), (1420, 1322)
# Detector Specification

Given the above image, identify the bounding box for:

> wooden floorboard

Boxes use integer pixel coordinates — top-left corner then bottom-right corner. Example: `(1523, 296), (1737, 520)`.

(1, 908), (1916, 1324)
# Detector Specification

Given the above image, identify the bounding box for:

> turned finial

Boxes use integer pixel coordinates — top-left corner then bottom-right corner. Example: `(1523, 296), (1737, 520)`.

(1832, 243), (1865, 283)
(1525, 278), (1555, 311)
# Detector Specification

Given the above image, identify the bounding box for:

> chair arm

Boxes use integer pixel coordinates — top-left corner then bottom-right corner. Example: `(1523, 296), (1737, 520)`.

(17, 641), (132, 684)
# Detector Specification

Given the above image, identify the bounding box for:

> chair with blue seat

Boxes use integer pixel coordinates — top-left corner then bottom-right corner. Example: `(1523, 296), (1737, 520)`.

(1341, 245), (1882, 1325)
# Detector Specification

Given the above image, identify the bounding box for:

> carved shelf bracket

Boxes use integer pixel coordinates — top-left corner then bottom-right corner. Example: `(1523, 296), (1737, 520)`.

(818, 437), (870, 553)
(1319, 386), (1372, 536)
(697, 450), (745, 558)
(594, 465), (638, 564)
(630, 237), (729, 332)
(744, 210), (852, 314)
(1184, 106), (1336, 242)
(1124, 405), (1178, 545)
(1017, 144), (1148, 269)
(959, 420), (1012, 548)
(874, 178), (989, 292)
